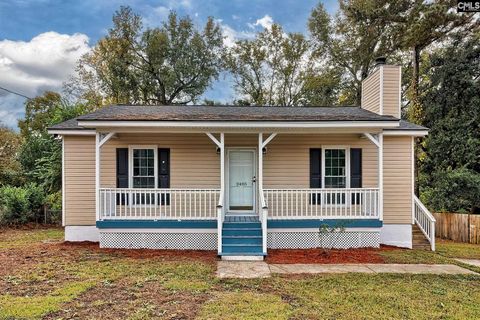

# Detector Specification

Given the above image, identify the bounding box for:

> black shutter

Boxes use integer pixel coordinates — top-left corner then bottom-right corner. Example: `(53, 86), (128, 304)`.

(116, 148), (128, 204)
(350, 148), (362, 204)
(158, 148), (170, 205)
(310, 149), (322, 204)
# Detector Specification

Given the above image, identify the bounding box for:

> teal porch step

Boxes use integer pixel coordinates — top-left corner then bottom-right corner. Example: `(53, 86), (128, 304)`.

(221, 215), (264, 256)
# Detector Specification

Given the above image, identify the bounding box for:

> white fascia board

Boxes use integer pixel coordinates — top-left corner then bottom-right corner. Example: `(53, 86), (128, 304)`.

(383, 130), (428, 137)
(48, 129), (96, 136)
(77, 120), (400, 129)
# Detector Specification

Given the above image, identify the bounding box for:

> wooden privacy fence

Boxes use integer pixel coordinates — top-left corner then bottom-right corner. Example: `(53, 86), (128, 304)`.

(433, 212), (480, 244)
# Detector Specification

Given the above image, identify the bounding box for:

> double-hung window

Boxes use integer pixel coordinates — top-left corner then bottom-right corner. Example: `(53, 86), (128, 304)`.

(130, 147), (157, 204)
(323, 148), (348, 204)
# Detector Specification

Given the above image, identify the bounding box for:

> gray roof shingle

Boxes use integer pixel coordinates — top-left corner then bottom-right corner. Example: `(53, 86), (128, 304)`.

(49, 105), (417, 131)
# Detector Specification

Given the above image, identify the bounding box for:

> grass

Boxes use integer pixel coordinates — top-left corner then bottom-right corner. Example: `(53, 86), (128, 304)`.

(0, 228), (479, 319)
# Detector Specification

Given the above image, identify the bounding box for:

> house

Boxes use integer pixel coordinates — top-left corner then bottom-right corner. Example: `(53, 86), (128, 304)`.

(48, 60), (436, 260)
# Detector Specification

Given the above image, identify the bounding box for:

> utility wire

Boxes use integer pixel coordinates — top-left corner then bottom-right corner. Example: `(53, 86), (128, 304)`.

(0, 85), (32, 100)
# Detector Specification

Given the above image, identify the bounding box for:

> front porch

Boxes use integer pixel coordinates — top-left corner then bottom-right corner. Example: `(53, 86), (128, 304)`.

(96, 129), (394, 256)
(93, 130), (396, 256)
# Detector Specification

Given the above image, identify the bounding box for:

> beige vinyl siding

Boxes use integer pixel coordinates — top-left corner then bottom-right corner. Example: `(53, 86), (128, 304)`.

(64, 136), (96, 225)
(99, 133), (378, 189)
(263, 134), (378, 188)
(63, 133), (415, 226)
(383, 136), (413, 224)
(100, 133), (220, 188)
(382, 65), (401, 118)
(361, 69), (380, 114)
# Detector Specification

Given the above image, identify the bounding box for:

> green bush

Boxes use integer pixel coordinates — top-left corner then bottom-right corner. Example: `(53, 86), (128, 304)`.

(423, 168), (480, 214)
(0, 183), (46, 225)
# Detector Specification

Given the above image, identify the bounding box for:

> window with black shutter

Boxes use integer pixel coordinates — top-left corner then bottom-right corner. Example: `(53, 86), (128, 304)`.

(310, 149), (321, 204)
(350, 148), (362, 205)
(158, 148), (170, 205)
(116, 148), (128, 205)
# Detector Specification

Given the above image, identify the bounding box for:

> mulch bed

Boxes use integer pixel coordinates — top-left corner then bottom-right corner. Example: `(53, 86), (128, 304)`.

(266, 246), (400, 264)
(60, 241), (218, 262)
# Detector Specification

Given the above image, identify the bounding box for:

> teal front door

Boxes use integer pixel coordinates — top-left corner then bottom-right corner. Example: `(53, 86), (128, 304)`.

(228, 150), (256, 212)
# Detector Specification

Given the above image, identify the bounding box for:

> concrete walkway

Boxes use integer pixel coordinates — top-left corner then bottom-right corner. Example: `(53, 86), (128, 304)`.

(455, 259), (480, 268)
(216, 261), (477, 278)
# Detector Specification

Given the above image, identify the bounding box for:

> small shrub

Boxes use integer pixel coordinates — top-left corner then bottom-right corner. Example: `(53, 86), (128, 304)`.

(0, 186), (31, 224)
(0, 183), (46, 225)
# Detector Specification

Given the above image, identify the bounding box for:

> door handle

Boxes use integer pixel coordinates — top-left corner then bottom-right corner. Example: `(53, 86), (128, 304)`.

(252, 176), (256, 183)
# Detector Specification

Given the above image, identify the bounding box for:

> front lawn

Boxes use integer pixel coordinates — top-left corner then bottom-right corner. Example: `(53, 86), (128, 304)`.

(0, 227), (479, 319)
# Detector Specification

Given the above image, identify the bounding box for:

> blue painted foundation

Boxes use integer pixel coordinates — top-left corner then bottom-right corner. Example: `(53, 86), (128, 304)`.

(97, 219), (382, 229)
(96, 219), (216, 229)
(267, 219), (382, 229)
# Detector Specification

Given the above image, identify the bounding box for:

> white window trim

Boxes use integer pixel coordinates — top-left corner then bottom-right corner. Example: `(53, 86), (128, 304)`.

(128, 145), (158, 189)
(321, 146), (350, 189)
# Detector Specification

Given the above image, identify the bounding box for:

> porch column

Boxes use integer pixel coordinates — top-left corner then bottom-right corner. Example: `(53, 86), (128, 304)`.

(95, 132), (115, 221)
(363, 132), (383, 221)
(378, 133), (383, 221)
(205, 133), (225, 204)
(258, 133), (277, 211)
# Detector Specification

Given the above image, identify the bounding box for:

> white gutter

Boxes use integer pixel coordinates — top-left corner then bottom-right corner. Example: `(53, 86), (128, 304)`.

(77, 120), (399, 129)
(383, 130), (428, 137)
(48, 129), (95, 136)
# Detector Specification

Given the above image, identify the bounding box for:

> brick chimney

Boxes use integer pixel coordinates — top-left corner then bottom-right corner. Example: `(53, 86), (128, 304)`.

(361, 57), (401, 118)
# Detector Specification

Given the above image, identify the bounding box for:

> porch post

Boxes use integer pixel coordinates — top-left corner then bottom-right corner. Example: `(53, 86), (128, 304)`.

(258, 133), (263, 212)
(378, 132), (384, 221)
(95, 132), (100, 221)
(220, 133), (225, 203)
(95, 132), (116, 221)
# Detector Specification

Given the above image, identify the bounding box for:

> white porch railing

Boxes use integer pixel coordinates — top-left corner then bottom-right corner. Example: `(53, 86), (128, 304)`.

(99, 188), (220, 220)
(414, 195), (436, 251)
(263, 188), (380, 219)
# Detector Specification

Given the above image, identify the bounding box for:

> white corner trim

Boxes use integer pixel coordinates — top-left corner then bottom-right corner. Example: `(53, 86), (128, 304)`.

(65, 226), (99, 242)
(77, 120), (400, 129)
(383, 130), (428, 137)
(411, 137), (415, 224)
(48, 130), (96, 136)
(380, 224), (412, 249)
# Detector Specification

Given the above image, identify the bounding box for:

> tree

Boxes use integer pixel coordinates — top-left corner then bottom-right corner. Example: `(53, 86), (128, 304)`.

(394, 0), (479, 123)
(308, 1), (409, 105)
(17, 92), (91, 192)
(226, 23), (319, 106)
(420, 33), (480, 213)
(68, 6), (224, 105)
(18, 91), (63, 137)
(0, 126), (22, 186)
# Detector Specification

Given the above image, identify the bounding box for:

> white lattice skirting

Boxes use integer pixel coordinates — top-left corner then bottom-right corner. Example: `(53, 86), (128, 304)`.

(267, 231), (380, 249)
(99, 232), (217, 250)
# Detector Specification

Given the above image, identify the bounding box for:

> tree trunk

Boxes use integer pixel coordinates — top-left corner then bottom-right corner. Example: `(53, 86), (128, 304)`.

(410, 46), (422, 124)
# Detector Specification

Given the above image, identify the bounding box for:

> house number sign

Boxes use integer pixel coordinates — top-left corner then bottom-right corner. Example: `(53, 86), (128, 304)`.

(236, 182), (248, 186)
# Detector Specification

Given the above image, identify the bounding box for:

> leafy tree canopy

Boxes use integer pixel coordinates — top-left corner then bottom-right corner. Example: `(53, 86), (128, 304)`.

(420, 32), (480, 213)
(68, 6), (224, 106)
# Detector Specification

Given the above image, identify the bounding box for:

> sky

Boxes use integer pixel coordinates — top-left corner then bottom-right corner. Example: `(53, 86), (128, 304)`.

(0, 0), (339, 130)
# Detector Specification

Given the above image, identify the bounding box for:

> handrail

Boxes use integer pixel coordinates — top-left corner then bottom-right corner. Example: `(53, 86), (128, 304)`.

(413, 195), (436, 251)
(217, 191), (225, 255)
(259, 188), (268, 254)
